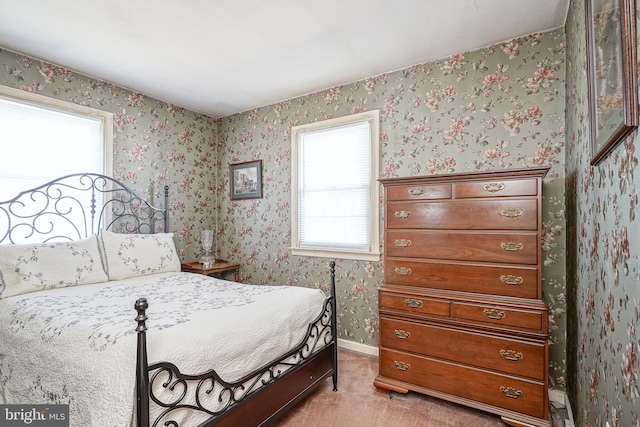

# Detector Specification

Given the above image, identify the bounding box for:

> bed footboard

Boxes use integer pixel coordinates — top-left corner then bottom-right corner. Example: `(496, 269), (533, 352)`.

(135, 261), (338, 427)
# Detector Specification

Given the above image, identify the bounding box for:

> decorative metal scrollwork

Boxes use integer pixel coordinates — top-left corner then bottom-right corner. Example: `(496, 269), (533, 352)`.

(499, 208), (524, 218)
(483, 183), (505, 192)
(394, 361), (410, 371)
(394, 239), (412, 247)
(500, 275), (524, 285)
(500, 242), (523, 252)
(394, 211), (411, 219)
(483, 308), (506, 320)
(500, 349), (523, 361)
(0, 173), (168, 244)
(146, 296), (335, 426)
(405, 299), (423, 308)
(408, 188), (425, 196)
(500, 386), (522, 399)
(394, 329), (411, 340)
(395, 267), (412, 276)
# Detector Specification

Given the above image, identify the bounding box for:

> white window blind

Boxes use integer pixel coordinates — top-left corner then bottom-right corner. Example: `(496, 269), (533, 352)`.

(291, 110), (380, 261)
(0, 88), (111, 202)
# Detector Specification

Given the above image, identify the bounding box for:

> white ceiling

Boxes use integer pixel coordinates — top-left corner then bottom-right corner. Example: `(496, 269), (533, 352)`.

(0, 0), (569, 118)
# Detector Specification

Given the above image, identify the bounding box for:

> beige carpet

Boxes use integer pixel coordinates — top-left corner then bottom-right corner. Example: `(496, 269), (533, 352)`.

(276, 348), (511, 427)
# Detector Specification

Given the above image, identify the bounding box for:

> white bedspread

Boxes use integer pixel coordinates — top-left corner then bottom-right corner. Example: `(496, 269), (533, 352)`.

(0, 272), (327, 426)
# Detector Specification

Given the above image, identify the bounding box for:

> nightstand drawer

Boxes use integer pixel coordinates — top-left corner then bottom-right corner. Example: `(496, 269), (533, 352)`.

(379, 317), (545, 380)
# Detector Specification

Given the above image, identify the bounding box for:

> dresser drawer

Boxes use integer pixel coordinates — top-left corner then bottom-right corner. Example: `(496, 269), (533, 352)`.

(454, 178), (538, 199)
(386, 199), (538, 230)
(386, 230), (538, 264)
(385, 259), (539, 299)
(378, 290), (451, 317)
(379, 348), (547, 418)
(379, 317), (545, 380)
(386, 184), (452, 201)
(452, 302), (546, 333)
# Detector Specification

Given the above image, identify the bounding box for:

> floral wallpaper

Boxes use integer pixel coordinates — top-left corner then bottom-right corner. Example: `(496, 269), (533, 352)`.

(0, 47), (219, 260)
(218, 30), (568, 391)
(1, 27), (570, 400)
(565, 0), (640, 426)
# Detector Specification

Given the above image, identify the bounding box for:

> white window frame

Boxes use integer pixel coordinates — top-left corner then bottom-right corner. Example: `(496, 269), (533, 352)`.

(291, 110), (380, 261)
(0, 85), (113, 184)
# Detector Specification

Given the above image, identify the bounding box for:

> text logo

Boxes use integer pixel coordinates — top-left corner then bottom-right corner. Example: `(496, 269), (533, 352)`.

(0, 405), (69, 426)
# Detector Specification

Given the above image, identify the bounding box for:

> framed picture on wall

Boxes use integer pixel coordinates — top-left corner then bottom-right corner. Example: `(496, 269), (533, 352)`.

(586, 0), (638, 165)
(230, 160), (263, 200)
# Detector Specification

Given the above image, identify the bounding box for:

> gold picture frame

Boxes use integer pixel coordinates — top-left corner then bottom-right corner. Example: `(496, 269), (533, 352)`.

(586, 0), (639, 165)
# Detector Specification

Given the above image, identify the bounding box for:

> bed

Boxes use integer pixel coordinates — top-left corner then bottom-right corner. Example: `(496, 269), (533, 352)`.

(0, 173), (338, 427)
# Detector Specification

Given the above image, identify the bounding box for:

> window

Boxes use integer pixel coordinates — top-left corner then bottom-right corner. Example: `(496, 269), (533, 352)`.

(0, 85), (112, 201)
(291, 110), (380, 261)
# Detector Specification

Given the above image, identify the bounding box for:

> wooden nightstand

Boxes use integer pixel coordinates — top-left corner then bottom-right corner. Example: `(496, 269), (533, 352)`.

(181, 260), (240, 282)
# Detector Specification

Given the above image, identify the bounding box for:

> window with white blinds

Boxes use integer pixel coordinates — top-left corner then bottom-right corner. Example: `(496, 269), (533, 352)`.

(291, 110), (380, 261)
(0, 85), (112, 202)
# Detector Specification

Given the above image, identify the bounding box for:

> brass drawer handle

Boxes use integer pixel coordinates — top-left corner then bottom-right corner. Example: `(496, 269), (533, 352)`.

(500, 386), (522, 399)
(395, 210), (411, 219)
(483, 308), (506, 320)
(408, 187), (425, 196)
(483, 183), (505, 192)
(500, 275), (523, 286)
(394, 239), (412, 247)
(500, 349), (523, 361)
(500, 242), (523, 252)
(405, 298), (423, 308)
(394, 329), (411, 340)
(500, 208), (524, 218)
(394, 360), (410, 371)
(395, 267), (412, 276)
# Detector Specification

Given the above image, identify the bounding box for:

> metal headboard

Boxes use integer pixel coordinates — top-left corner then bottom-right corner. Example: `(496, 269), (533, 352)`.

(0, 173), (169, 244)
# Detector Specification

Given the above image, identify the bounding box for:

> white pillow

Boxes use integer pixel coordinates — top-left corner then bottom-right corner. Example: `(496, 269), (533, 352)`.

(0, 235), (108, 299)
(100, 231), (180, 280)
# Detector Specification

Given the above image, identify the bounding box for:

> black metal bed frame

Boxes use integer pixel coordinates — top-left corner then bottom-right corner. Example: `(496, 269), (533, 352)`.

(0, 173), (338, 427)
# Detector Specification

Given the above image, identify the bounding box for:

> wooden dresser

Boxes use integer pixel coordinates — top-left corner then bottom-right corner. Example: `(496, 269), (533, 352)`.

(375, 168), (550, 427)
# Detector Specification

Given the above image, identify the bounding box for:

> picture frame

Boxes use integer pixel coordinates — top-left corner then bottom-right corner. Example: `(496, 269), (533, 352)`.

(586, 0), (638, 165)
(229, 160), (263, 200)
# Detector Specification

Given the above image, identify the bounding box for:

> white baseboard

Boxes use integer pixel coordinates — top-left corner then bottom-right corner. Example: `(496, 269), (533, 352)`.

(337, 339), (379, 357)
(548, 389), (575, 427)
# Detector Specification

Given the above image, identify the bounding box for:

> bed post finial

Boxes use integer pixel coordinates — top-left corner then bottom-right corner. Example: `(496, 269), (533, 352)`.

(135, 298), (150, 427)
(135, 298), (148, 332)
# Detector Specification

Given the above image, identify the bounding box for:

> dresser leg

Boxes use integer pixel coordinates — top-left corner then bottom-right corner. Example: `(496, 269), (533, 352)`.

(373, 375), (409, 395)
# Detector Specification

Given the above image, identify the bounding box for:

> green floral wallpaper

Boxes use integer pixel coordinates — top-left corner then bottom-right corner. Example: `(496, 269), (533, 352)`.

(217, 30), (568, 390)
(565, 0), (640, 425)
